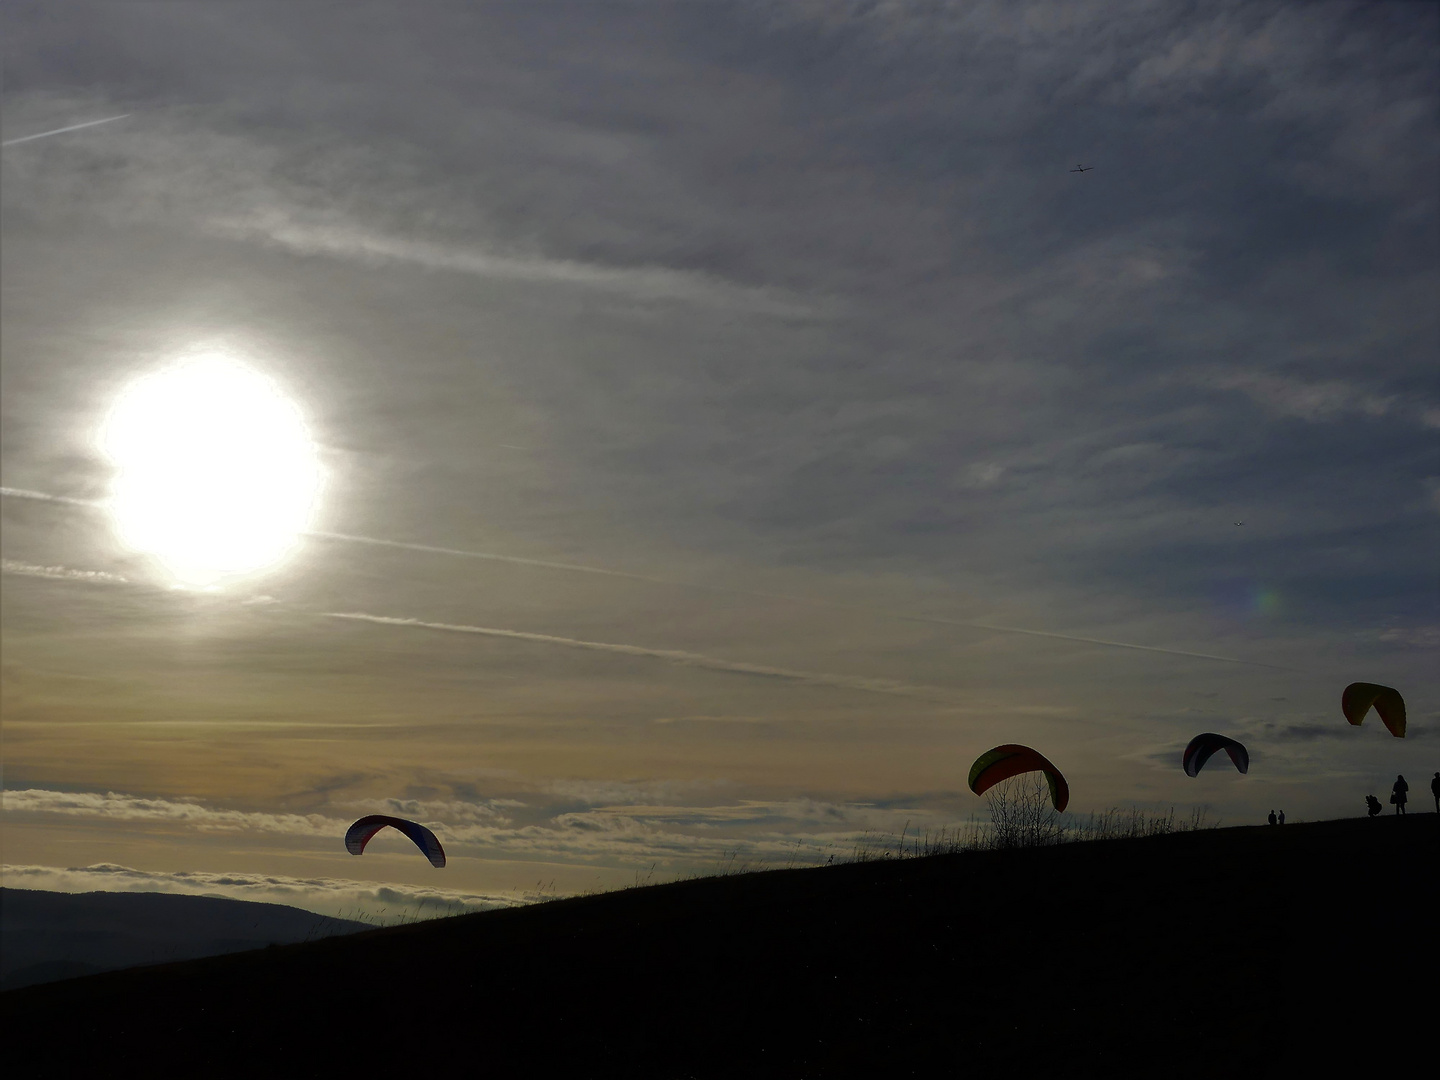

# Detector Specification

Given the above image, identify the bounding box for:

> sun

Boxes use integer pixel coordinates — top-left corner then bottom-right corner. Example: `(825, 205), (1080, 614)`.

(100, 351), (324, 588)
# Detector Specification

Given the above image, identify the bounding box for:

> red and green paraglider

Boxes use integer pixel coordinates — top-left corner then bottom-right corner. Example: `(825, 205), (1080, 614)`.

(1182, 733), (1249, 777)
(1341, 683), (1406, 738)
(345, 815), (447, 868)
(968, 744), (1069, 812)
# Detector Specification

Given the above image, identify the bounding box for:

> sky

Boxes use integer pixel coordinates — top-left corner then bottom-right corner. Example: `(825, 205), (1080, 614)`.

(2, 0), (1436, 921)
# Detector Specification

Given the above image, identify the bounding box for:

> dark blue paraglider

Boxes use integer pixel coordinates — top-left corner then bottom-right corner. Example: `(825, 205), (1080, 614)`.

(1182, 733), (1249, 778)
(345, 815), (446, 868)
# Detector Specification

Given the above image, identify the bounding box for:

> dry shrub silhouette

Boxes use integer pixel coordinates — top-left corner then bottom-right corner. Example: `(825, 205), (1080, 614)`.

(983, 774), (1066, 850)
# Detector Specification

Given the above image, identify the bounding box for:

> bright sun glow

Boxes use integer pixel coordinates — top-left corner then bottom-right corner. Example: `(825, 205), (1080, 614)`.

(100, 352), (323, 588)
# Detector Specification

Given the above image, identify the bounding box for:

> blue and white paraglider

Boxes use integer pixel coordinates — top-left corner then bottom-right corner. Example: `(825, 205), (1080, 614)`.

(345, 815), (446, 868)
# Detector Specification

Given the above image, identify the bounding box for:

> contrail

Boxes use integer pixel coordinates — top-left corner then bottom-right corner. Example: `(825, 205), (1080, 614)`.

(1, 485), (1284, 668)
(0, 487), (101, 507)
(0, 552), (966, 703)
(307, 530), (678, 587)
(0, 538), (953, 701)
(2, 114), (131, 147)
(320, 611), (965, 705)
(309, 531), (1279, 668)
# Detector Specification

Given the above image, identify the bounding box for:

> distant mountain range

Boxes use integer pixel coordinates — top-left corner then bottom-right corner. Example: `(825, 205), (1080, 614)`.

(0, 888), (367, 990)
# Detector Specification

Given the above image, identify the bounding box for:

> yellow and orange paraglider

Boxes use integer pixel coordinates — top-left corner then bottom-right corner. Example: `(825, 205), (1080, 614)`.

(968, 744), (1069, 812)
(1341, 683), (1406, 739)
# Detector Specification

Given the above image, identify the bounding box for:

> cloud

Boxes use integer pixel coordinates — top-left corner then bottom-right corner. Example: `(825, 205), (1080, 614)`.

(1377, 625), (1440, 649)
(0, 94), (814, 315)
(4, 786), (965, 871)
(543, 778), (721, 806)
(3, 789), (342, 836)
(213, 214), (818, 316)
(651, 714), (771, 726)
(0, 559), (129, 586)
(1265, 721), (1428, 743)
(346, 795), (523, 826)
(1200, 370), (1398, 424)
(1268, 723), (1346, 742)
(0, 863), (522, 923)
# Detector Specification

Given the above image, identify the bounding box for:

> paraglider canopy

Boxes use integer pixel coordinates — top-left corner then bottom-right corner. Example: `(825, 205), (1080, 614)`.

(968, 744), (1069, 812)
(345, 815), (446, 868)
(1341, 683), (1406, 739)
(1182, 733), (1249, 777)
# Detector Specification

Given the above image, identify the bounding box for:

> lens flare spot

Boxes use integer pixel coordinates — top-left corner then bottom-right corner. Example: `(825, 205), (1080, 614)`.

(1252, 589), (1280, 615)
(99, 351), (323, 588)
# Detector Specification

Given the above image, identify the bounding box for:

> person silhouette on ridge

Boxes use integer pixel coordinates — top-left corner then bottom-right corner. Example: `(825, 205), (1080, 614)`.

(1365, 795), (1382, 818)
(1267, 810), (1277, 826)
(1278, 810), (1285, 825)
(1431, 772), (1439, 814)
(1391, 775), (1408, 815)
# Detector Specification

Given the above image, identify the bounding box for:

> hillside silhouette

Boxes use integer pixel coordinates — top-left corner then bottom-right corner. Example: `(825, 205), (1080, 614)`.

(4, 815), (1432, 1077)
(0, 889), (366, 991)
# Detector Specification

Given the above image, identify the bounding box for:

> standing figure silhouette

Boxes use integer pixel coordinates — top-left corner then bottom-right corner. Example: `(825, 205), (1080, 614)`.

(1391, 775), (1408, 815)
(1431, 772), (1439, 813)
(1267, 810), (1277, 826)
(1278, 810), (1285, 825)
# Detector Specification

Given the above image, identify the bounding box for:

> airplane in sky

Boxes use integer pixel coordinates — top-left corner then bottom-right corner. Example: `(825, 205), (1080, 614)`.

(1070, 164), (1093, 173)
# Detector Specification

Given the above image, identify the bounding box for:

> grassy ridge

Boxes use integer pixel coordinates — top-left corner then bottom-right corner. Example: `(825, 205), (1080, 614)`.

(4, 815), (1433, 1077)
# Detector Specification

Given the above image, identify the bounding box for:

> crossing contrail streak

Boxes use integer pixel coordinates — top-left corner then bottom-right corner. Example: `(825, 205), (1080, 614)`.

(319, 611), (964, 705)
(1, 486), (1284, 668)
(2, 114), (131, 147)
(307, 530), (677, 586)
(309, 531), (1279, 668)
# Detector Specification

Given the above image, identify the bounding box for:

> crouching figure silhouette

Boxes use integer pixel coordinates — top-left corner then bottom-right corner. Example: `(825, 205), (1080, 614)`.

(1365, 795), (1382, 818)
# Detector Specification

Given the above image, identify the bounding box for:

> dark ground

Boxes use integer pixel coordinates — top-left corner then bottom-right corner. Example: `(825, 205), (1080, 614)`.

(3, 815), (1434, 1077)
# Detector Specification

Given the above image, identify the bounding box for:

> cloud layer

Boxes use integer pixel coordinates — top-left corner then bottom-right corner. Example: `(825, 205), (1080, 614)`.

(1, 2), (1434, 889)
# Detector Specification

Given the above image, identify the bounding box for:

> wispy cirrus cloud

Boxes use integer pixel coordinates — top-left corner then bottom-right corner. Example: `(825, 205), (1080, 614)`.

(347, 795), (524, 827)
(0, 559), (129, 586)
(0, 97), (814, 316)
(1200, 370), (1402, 424)
(4, 786), (957, 872)
(213, 213), (818, 316)
(2, 789), (342, 836)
